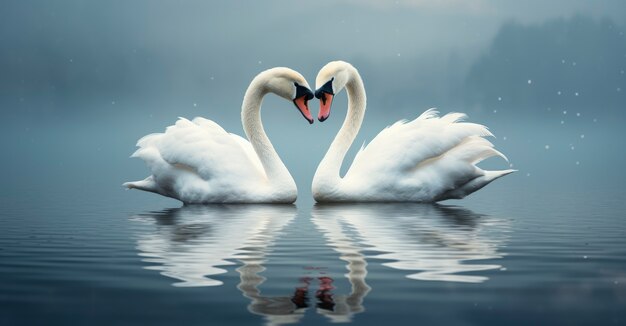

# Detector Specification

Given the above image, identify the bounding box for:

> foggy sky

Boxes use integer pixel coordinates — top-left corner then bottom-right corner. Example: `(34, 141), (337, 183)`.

(2, 0), (625, 118)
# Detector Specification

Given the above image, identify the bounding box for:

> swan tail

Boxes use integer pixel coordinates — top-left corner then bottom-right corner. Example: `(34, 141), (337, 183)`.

(483, 169), (517, 181)
(436, 169), (516, 201)
(123, 176), (160, 194)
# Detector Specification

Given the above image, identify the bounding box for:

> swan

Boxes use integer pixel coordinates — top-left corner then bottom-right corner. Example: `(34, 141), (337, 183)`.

(124, 67), (314, 204)
(312, 61), (515, 202)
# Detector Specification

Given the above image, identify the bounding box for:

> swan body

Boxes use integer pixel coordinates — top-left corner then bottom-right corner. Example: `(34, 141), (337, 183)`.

(125, 68), (314, 204)
(312, 61), (514, 202)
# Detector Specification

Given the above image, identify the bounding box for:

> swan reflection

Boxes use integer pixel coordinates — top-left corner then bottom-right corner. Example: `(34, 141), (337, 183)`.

(131, 203), (507, 325)
(312, 203), (509, 283)
(131, 205), (310, 325)
(131, 205), (296, 287)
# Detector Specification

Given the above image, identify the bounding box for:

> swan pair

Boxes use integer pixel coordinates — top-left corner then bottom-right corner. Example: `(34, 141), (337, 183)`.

(125, 61), (514, 204)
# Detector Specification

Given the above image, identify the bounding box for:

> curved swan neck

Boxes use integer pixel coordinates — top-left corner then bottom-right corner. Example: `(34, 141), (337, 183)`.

(241, 75), (293, 185)
(314, 66), (366, 189)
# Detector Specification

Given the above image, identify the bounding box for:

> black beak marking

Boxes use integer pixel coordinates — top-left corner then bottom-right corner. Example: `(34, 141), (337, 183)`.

(314, 78), (334, 99)
(295, 82), (314, 101)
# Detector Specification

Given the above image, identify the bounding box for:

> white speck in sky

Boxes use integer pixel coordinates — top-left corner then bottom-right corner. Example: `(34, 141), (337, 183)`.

(258, 60), (262, 64)
(575, 92), (579, 96)
(580, 134), (585, 139)
(493, 109), (497, 113)
(560, 120), (565, 124)
(563, 110), (567, 115)
(111, 101), (115, 105)
(571, 145), (575, 150)
(509, 163), (514, 168)
(503, 136), (507, 141)
(583, 255), (587, 259)
(210, 76), (214, 80)
(527, 79), (532, 84)
(498, 96), (502, 101)
(545, 145), (550, 150)
(557, 91), (561, 95)
(572, 62), (577, 66)
(526, 173), (531, 177)
(618, 87), (622, 92)
(593, 118), (597, 122)
(69, 58), (73, 63)
(576, 112), (580, 117)
(397, 53), (401, 57)
(193, 103), (197, 107)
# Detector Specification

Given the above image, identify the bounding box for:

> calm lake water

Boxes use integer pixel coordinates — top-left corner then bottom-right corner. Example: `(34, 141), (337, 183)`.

(1, 181), (625, 325)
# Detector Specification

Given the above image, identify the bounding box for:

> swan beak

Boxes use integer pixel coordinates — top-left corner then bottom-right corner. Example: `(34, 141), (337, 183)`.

(293, 96), (314, 124)
(317, 93), (333, 122)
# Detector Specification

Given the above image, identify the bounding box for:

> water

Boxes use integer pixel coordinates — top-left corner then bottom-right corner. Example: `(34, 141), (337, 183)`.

(1, 183), (625, 325)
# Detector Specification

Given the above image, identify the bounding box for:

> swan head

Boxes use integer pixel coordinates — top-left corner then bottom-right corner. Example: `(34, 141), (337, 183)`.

(261, 67), (315, 124)
(314, 61), (353, 122)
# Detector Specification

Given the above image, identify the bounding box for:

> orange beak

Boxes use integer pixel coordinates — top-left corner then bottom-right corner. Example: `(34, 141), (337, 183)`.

(318, 93), (333, 122)
(293, 96), (314, 124)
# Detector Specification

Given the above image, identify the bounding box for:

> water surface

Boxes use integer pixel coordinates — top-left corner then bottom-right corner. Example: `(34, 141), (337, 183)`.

(1, 185), (624, 325)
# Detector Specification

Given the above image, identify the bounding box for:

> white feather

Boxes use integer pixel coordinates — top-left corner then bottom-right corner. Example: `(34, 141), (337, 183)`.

(312, 61), (514, 202)
(125, 67), (310, 204)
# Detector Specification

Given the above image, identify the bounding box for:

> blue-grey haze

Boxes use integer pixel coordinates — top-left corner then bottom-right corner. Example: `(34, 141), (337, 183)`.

(1, 1), (625, 325)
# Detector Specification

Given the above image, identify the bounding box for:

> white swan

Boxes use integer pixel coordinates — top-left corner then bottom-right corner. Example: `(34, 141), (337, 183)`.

(312, 61), (515, 202)
(124, 67), (314, 204)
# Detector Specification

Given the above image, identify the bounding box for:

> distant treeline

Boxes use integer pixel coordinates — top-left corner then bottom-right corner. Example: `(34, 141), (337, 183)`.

(464, 15), (626, 112)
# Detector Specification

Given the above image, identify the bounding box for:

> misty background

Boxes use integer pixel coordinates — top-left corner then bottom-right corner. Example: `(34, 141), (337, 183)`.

(1, 0), (625, 205)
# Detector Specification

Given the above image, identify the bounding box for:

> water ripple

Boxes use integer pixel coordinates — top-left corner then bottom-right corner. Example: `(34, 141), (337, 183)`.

(312, 203), (510, 283)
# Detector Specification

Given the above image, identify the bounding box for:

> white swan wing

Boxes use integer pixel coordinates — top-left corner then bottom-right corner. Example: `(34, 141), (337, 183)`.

(344, 109), (513, 200)
(127, 117), (266, 202)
